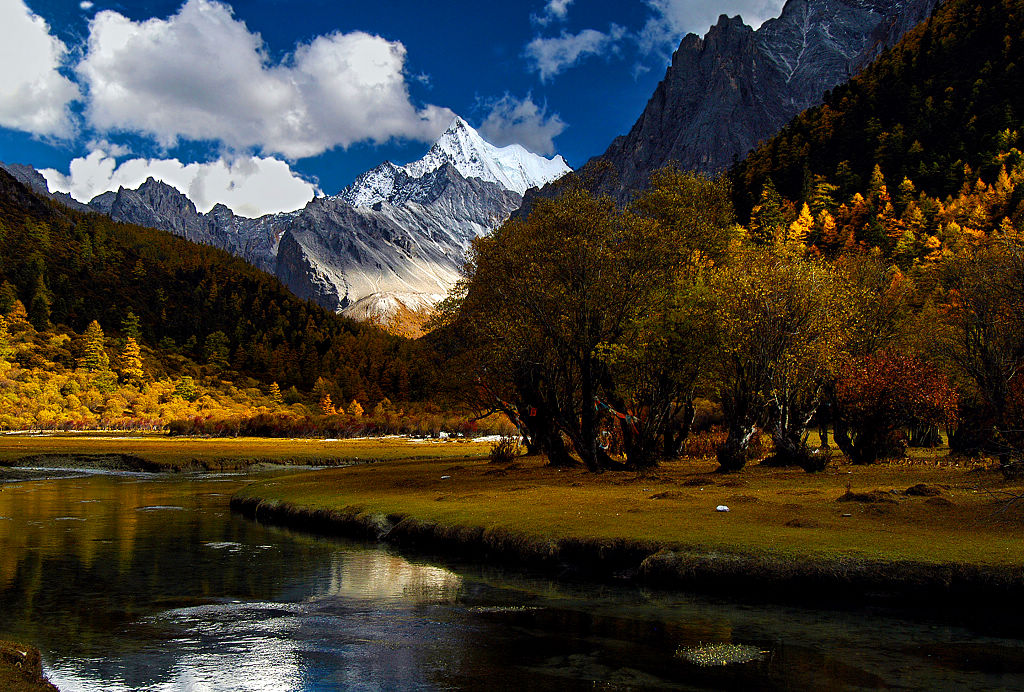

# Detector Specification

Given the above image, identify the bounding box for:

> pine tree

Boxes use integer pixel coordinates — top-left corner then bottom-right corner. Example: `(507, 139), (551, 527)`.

(121, 311), (142, 340)
(0, 281), (17, 315)
(868, 164), (887, 200)
(749, 179), (787, 246)
(29, 273), (51, 330)
(808, 177), (839, 217)
(896, 177), (918, 214)
(118, 337), (145, 384)
(7, 300), (29, 324)
(319, 393), (336, 415)
(269, 382), (283, 405)
(174, 376), (199, 402)
(0, 316), (10, 364)
(80, 320), (110, 372)
(204, 331), (230, 368)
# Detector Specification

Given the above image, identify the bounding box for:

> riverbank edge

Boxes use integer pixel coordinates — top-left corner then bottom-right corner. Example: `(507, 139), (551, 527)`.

(0, 453), (371, 473)
(0, 641), (58, 692)
(229, 494), (1024, 606)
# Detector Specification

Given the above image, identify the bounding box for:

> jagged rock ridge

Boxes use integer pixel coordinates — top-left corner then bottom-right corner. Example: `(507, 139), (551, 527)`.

(544, 0), (940, 205)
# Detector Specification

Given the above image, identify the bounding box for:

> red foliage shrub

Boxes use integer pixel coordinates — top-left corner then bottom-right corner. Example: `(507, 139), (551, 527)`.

(836, 351), (959, 463)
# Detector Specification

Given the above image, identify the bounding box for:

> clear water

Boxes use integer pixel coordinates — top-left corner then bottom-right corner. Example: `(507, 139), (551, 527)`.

(1, 471), (1023, 691)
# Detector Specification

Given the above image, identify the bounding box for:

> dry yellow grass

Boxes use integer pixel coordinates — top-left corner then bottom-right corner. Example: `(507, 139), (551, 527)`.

(235, 454), (1024, 567)
(0, 434), (492, 471)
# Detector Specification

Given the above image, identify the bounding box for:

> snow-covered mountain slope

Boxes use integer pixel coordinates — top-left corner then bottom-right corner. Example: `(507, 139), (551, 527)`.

(275, 164), (521, 323)
(11, 116), (569, 333)
(339, 117), (570, 206)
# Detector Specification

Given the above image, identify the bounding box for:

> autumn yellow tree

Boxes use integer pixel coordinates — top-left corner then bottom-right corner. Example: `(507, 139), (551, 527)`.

(712, 251), (848, 471)
(319, 392), (336, 415)
(80, 320), (110, 372)
(118, 337), (145, 384)
(349, 400), (364, 418)
(784, 202), (814, 253)
(268, 382), (283, 405)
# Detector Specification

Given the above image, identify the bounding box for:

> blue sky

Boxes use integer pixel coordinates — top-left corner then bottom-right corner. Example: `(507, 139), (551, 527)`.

(0, 0), (784, 216)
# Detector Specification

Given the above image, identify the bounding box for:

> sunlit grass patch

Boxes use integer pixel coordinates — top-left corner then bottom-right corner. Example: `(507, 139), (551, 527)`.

(0, 433), (492, 471)
(235, 454), (1024, 568)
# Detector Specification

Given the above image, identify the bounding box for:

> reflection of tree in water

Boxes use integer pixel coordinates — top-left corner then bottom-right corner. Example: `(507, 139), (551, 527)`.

(314, 551), (462, 603)
(0, 475), (340, 657)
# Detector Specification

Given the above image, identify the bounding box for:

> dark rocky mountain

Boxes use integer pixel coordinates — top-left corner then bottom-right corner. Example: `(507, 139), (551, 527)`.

(87, 178), (283, 273)
(527, 0), (941, 207)
(71, 165), (518, 325)
(0, 162), (92, 213)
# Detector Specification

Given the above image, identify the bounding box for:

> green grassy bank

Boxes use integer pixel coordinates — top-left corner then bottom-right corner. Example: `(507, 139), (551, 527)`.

(232, 455), (1024, 603)
(0, 434), (493, 472)
(0, 641), (57, 692)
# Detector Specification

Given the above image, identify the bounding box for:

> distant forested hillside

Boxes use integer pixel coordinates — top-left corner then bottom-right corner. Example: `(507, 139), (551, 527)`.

(0, 170), (438, 405)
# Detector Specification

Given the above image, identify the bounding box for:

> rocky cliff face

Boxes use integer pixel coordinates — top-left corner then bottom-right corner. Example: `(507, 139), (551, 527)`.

(566, 0), (940, 203)
(275, 164), (520, 320)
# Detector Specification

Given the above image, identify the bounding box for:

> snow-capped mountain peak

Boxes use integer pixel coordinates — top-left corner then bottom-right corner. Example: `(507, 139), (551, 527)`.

(339, 116), (570, 207)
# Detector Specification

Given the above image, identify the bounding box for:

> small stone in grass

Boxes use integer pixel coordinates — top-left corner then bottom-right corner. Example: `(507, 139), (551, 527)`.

(440, 475), (451, 480)
(716, 505), (730, 512)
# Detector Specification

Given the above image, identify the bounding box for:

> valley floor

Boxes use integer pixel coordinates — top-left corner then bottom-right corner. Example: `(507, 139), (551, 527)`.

(232, 452), (1024, 604)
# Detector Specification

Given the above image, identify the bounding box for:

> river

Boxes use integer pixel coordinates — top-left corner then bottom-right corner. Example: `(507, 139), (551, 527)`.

(0, 470), (1022, 690)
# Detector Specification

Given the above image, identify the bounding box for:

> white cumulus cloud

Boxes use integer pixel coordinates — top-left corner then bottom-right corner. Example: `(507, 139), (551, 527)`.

(525, 25), (626, 82)
(532, 0), (574, 26)
(0, 0), (79, 138)
(76, 0), (454, 159)
(640, 0), (786, 55)
(478, 93), (566, 156)
(41, 150), (319, 217)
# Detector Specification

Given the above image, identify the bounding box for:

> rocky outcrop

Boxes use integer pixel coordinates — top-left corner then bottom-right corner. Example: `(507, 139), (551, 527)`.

(542, 0), (941, 205)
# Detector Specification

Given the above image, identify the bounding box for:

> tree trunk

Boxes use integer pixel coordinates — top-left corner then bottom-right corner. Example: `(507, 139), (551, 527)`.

(578, 356), (601, 471)
(769, 427), (828, 472)
(716, 423), (757, 472)
(543, 428), (576, 468)
(664, 400), (695, 458)
(908, 424), (941, 448)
